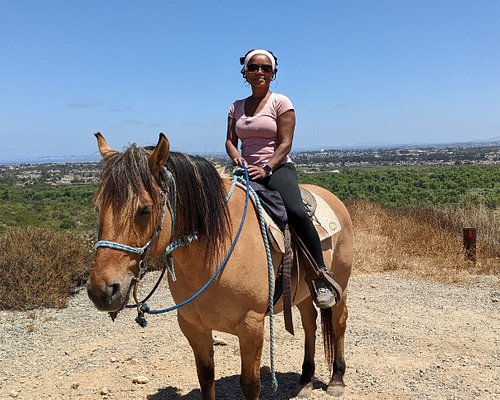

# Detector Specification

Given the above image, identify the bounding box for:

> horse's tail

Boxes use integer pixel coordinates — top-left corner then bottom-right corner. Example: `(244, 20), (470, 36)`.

(321, 307), (334, 369)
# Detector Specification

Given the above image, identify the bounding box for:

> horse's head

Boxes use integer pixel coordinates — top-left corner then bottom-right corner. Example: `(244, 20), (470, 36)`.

(87, 132), (172, 312)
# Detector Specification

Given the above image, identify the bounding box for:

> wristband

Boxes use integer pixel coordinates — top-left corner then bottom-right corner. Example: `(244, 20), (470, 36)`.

(262, 165), (273, 177)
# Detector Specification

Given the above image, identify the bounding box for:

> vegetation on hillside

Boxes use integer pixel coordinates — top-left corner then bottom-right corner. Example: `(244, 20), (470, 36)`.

(348, 200), (499, 280)
(0, 184), (97, 233)
(300, 165), (500, 248)
(299, 165), (500, 209)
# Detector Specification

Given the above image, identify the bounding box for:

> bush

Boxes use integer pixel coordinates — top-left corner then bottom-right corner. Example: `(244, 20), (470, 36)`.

(0, 227), (94, 310)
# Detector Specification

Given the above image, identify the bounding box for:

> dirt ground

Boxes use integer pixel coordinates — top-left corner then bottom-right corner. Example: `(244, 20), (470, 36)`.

(1, 272), (499, 399)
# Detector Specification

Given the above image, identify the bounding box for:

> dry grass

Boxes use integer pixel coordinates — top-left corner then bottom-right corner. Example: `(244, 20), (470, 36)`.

(0, 227), (93, 311)
(347, 200), (499, 284)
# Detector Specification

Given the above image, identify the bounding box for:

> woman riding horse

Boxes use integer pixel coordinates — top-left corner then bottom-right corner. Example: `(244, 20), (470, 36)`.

(87, 129), (353, 399)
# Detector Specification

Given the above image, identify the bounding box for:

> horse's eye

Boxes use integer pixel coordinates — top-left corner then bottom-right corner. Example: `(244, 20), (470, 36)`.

(139, 206), (152, 216)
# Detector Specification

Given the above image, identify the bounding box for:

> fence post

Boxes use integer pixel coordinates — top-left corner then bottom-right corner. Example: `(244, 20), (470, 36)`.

(463, 227), (476, 263)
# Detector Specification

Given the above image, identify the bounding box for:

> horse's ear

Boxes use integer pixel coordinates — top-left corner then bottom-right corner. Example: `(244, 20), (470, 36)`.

(95, 132), (116, 159)
(149, 132), (170, 178)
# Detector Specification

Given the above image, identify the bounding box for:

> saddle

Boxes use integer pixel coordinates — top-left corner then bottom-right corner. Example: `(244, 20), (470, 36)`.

(264, 187), (341, 254)
(242, 181), (342, 335)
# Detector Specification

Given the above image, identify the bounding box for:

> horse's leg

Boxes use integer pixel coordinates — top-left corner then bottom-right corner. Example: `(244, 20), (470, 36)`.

(326, 295), (349, 397)
(177, 313), (215, 400)
(236, 311), (265, 400)
(296, 297), (318, 398)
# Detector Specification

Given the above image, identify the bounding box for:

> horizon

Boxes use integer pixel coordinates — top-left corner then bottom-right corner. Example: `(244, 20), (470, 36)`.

(2, 136), (498, 165)
(1, 1), (499, 160)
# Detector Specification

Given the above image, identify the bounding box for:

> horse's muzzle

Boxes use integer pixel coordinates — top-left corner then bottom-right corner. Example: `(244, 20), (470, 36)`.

(87, 277), (130, 312)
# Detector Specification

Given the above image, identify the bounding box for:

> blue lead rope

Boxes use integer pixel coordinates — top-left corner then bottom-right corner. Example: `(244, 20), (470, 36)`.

(233, 172), (278, 391)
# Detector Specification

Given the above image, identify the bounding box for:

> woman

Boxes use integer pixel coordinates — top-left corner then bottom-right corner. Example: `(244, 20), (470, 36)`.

(225, 49), (339, 309)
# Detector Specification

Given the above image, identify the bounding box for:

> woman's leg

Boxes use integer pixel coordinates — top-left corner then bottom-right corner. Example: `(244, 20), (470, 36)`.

(265, 163), (338, 308)
(265, 163), (325, 267)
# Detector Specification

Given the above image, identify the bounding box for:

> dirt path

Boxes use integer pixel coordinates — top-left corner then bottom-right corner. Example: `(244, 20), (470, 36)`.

(1, 272), (499, 399)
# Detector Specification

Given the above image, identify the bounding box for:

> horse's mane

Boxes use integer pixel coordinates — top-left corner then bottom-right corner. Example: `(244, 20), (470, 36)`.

(94, 144), (230, 264)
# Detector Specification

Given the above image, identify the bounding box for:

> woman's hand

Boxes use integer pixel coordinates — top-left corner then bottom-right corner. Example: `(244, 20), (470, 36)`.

(247, 165), (268, 180)
(232, 157), (247, 167)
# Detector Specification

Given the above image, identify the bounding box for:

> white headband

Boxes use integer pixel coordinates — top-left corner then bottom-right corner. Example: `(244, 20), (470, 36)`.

(243, 49), (276, 72)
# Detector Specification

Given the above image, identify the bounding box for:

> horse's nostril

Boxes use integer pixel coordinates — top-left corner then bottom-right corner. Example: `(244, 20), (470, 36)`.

(108, 283), (121, 299)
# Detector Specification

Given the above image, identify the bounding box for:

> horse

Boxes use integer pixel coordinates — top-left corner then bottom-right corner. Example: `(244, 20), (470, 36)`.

(87, 132), (353, 399)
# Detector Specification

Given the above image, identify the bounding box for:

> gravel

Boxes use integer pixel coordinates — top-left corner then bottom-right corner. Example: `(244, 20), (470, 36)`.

(1, 272), (499, 399)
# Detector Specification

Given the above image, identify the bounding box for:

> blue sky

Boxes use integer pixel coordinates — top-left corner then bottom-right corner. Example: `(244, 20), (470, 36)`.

(1, 1), (499, 161)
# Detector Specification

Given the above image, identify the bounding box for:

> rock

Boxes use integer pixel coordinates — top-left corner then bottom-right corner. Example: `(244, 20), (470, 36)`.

(9, 391), (19, 398)
(132, 376), (150, 384)
(71, 383), (80, 389)
(110, 356), (118, 363)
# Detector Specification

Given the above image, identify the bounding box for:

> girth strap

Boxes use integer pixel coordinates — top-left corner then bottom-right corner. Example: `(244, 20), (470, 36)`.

(281, 227), (294, 335)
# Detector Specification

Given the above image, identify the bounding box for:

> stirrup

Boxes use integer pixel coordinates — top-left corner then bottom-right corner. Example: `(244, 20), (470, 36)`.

(314, 268), (342, 307)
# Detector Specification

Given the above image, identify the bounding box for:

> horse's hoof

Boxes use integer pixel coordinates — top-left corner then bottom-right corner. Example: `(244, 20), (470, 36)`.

(326, 382), (345, 397)
(295, 382), (313, 398)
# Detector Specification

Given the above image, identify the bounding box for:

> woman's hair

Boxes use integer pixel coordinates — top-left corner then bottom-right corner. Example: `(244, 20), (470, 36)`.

(240, 49), (278, 79)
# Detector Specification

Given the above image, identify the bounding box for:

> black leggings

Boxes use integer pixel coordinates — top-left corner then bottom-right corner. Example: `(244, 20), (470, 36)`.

(264, 163), (325, 268)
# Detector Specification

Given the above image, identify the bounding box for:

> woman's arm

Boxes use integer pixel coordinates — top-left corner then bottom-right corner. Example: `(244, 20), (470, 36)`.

(225, 116), (246, 166)
(266, 109), (295, 170)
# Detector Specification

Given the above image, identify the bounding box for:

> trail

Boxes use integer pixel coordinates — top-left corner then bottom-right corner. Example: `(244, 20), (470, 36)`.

(1, 272), (499, 399)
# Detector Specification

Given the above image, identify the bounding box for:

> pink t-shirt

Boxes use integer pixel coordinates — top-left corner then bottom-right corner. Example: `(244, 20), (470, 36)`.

(228, 92), (294, 167)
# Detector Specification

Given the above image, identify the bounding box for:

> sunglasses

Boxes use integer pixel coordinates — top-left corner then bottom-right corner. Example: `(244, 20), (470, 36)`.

(247, 63), (273, 73)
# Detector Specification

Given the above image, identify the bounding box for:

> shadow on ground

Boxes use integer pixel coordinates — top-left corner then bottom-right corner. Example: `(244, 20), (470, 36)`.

(147, 370), (328, 399)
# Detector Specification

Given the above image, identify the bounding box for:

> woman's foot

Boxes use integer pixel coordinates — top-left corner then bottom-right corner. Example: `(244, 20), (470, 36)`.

(314, 277), (337, 309)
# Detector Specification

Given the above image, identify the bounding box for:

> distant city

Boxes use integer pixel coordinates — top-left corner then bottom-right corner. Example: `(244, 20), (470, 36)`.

(1, 141), (498, 187)
(1, 137), (499, 165)
(293, 143), (499, 171)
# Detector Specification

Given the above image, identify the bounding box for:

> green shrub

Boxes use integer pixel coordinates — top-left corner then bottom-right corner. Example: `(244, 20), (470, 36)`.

(0, 227), (94, 310)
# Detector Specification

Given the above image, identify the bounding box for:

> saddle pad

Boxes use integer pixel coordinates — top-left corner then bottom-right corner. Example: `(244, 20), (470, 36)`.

(264, 188), (342, 254)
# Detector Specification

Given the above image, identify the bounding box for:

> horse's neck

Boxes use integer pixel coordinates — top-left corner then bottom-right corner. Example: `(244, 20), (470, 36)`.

(170, 240), (212, 282)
